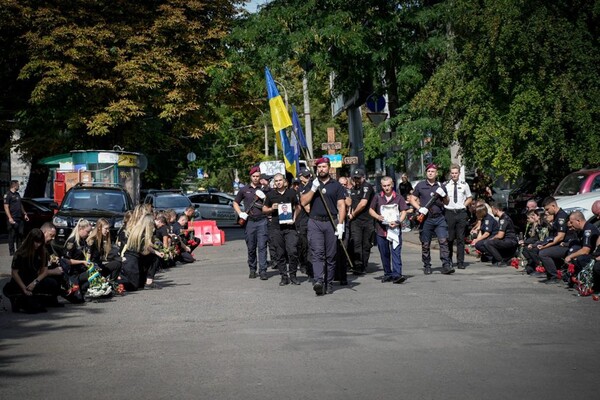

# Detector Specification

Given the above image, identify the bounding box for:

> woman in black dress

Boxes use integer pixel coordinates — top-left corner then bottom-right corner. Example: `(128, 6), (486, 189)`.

(3, 229), (61, 313)
(87, 218), (121, 282)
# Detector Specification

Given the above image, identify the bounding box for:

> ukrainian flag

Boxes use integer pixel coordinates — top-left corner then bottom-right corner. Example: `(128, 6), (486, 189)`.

(280, 130), (297, 178)
(265, 67), (292, 132)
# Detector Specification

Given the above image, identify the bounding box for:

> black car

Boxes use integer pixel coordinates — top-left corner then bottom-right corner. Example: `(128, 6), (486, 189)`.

(143, 189), (198, 216)
(1, 198), (54, 235)
(52, 184), (134, 246)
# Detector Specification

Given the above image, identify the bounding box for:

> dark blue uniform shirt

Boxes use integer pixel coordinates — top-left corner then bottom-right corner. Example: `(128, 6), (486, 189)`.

(551, 209), (569, 242)
(350, 181), (375, 222)
(412, 180), (446, 216)
(481, 214), (499, 237)
(579, 221), (600, 249)
(4, 190), (23, 219)
(234, 184), (266, 220)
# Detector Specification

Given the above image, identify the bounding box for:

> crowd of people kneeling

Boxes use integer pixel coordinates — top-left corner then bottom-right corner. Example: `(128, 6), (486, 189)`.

(2, 204), (201, 314)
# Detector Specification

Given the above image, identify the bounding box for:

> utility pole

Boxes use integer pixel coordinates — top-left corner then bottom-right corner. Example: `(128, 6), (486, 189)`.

(302, 73), (314, 159)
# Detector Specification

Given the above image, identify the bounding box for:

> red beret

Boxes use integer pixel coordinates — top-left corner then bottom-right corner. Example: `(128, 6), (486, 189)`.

(315, 157), (330, 166)
(249, 166), (260, 175)
(426, 163), (438, 171)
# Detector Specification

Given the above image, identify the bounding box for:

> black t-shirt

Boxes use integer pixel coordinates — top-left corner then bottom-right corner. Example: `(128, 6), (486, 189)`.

(498, 213), (517, 241)
(295, 185), (309, 226)
(172, 221), (183, 236)
(155, 225), (169, 243)
(350, 181), (375, 222)
(302, 178), (346, 219)
(579, 222), (600, 249)
(4, 190), (23, 220)
(551, 209), (569, 241)
(64, 237), (88, 261)
(264, 188), (298, 225)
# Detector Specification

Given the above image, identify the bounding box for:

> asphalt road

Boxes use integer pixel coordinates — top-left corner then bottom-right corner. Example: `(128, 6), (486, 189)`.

(1, 228), (599, 400)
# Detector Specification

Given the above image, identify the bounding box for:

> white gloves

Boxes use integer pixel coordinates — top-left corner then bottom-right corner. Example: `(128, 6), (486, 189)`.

(311, 179), (320, 192)
(255, 190), (266, 200)
(419, 207), (429, 215)
(435, 187), (446, 197)
(336, 223), (345, 240)
(239, 212), (248, 220)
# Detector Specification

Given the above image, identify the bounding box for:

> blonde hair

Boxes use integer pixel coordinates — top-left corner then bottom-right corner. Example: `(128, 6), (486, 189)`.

(128, 204), (152, 236)
(66, 219), (91, 244)
(87, 218), (111, 259)
(126, 214), (155, 255)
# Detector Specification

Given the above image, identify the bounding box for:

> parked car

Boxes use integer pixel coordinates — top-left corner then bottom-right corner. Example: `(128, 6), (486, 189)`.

(556, 192), (600, 221)
(0, 198), (54, 235)
(553, 168), (600, 198)
(143, 189), (198, 217)
(52, 183), (134, 246)
(187, 192), (240, 227)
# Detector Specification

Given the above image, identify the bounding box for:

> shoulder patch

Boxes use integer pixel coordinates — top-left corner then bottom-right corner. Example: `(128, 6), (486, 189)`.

(485, 220), (489, 225)
(363, 187), (368, 193)
(584, 230), (591, 237)
(558, 218), (565, 225)
(66, 242), (74, 250)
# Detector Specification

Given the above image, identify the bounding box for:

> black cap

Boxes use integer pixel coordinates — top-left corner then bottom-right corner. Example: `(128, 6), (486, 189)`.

(299, 168), (311, 177)
(292, 178), (301, 184)
(353, 169), (365, 178)
(260, 174), (271, 181)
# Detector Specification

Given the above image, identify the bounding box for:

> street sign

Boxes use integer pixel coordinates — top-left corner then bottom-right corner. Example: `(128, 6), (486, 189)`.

(187, 152), (197, 162)
(343, 156), (359, 165)
(321, 142), (342, 150)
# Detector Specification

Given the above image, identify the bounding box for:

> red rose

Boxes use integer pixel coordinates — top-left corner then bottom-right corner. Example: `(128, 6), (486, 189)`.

(567, 263), (575, 274)
(510, 258), (519, 269)
(557, 270), (563, 279)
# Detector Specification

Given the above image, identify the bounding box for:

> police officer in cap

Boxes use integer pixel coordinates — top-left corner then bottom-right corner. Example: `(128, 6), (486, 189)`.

(301, 157), (347, 295)
(4, 180), (29, 256)
(296, 168), (312, 277)
(408, 163), (454, 275)
(348, 168), (375, 275)
(233, 166), (269, 280)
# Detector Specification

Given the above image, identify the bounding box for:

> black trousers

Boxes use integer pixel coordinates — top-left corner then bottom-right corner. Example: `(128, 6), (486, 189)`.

(7, 219), (24, 255)
(350, 219), (374, 273)
(445, 209), (468, 264)
(269, 224), (298, 276)
(484, 238), (518, 263)
(539, 245), (569, 278)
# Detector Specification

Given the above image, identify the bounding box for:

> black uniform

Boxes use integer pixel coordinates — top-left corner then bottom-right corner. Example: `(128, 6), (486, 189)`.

(483, 213), (518, 264)
(570, 222), (600, 273)
(4, 190), (25, 255)
(539, 209), (569, 279)
(295, 184), (312, 277)
(349, 181), (375, 273)
(264, 188), (299, 282)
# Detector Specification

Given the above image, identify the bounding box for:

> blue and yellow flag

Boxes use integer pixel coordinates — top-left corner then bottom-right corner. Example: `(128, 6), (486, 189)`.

(290, 130), (300, 176)
(265, 67), (292, 132)
(291, 105), (308, 150)
(280, 130), (297, 178)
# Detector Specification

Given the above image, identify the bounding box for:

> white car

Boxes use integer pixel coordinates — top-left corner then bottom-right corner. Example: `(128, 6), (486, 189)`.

(187, 192), (240, 227)
(556, 192), (600, 221)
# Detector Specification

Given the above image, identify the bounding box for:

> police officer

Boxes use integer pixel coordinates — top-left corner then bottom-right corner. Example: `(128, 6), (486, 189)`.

(483, 201), (519, 266)
(537, 196), (569, 284)
(296, 169), (312, 277)
(348, 169), (375, 275)
(233, 166), (269, 280)
(564, 211), (599, 275)
(444, 164), (472, 269)
(408, 163), (453, 275)
(300, 157), (347, 295)
(4, 180), (29, 256)
(263, 173), (301, 286)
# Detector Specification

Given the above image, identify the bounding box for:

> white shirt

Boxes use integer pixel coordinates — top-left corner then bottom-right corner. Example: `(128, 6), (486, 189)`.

(444, 180), (472, 210)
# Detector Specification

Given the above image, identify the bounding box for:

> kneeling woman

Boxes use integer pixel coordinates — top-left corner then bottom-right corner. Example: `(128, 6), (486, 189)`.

(121, 214), (164, 291)
(3, 229), (61, 313)
(63, 219), (93, 292)
(87, 218), (121, 282)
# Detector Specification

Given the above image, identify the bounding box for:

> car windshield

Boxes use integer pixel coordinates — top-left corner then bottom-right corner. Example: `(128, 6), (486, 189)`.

(155, 195), (191, 208)
(62, 190), (126, 212)
(555, 173), (586, 196)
